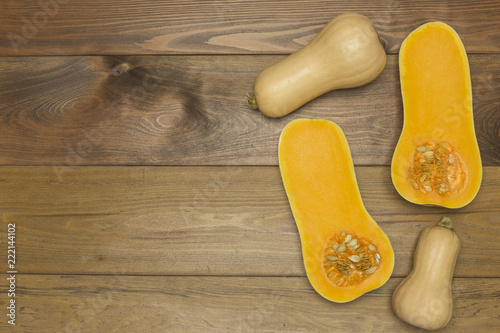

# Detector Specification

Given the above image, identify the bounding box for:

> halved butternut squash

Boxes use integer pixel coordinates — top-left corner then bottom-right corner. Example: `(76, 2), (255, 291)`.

(279, 119), (394, 303)
(391, 22), (482, 208)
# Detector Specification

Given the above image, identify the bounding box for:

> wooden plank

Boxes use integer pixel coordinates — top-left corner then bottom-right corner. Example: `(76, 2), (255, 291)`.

(0, 54), (498, 166)
(1, 166), (498, 277)
(0, 275), (498, 332)
(1, 0), (499, 55)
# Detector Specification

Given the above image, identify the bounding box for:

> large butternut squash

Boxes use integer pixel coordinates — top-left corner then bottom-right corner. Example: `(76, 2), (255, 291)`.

(279, 119), (394, 303)
(248, 13), (386, 118)
(391, 22), (482, 208)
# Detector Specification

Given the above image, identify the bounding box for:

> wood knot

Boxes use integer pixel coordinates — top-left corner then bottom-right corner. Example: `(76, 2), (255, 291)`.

(111, 63), (130, 76)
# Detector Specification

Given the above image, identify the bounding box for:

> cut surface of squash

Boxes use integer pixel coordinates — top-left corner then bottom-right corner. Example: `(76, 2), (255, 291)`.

(391, 22), (482, 208)
(279, 119), (394, 303)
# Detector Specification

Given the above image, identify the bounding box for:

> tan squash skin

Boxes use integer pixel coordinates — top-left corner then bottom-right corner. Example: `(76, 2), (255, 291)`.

(392, 217), (460, 330)
(279, 119), (394, 303)
(249, 13), (386, 118)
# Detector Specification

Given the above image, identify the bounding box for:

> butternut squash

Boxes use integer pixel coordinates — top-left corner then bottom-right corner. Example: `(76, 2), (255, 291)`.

(391, 22), (482, 208)
(279, 119), (394, 303)
(392, 217), (460, 330)
(247, 13), (386, 118)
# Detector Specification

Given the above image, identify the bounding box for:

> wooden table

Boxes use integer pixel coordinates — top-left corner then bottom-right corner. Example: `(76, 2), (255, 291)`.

(1, 1), (499, 332)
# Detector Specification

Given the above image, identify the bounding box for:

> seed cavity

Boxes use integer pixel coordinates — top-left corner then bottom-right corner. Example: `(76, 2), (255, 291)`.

(409, 141), (465, 196)
(324, 233), (381, 287)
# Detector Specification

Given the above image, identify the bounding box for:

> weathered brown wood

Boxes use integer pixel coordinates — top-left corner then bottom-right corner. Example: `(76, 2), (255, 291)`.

(0, 275), (498, 332)
(1, 2), (498, 332)
(0, 54), (498, 166)
(1, 0), (499, 55)
(1, 166), (498, 277)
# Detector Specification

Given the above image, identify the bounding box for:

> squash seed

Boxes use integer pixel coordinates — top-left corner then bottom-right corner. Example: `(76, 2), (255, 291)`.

(337, 244), (346, 253)
(348, 244), (360, 251)
(417, 146), (427, 153)
(346, 238), (358, 247)
(343, 234), (352, 243)
(411, 181), (419, 189)
(374, 258), (380, 265)
(368, 244), (376, 252)
(423, 151), (434, 159)
(374, 253), (380, 260)
(348, 255), (361, 263)
(449, 154), (455, 164)
(419, 175), (427, 182)
(365, 267), (377, 274)
(326, 255), (338, 261)
(424, 185), (432, 192)
(328, 270), (335, 277)
(332, 242), (339, 251)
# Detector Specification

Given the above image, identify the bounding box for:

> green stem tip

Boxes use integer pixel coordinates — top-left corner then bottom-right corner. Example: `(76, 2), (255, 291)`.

(437, 216), (454, 230)
(246, 93), (258, 110)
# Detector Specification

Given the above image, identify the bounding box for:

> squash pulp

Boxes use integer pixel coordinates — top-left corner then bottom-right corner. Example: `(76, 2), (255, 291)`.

(279, 119), (394, 303)
(391, 22), (482, 208)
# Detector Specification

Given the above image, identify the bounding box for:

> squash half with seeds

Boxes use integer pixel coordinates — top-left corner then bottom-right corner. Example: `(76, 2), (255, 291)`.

(279, 119), (394, 303)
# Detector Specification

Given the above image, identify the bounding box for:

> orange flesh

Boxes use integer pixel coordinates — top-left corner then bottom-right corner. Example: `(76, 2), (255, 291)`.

(391, 22), (482, 208)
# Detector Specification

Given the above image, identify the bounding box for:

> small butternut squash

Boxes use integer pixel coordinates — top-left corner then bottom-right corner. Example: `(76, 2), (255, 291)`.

(279, 119), (394, 303)
(392, 217), (460, 330)
(391, 22), (482, 208)
(247, 13), (386, 118)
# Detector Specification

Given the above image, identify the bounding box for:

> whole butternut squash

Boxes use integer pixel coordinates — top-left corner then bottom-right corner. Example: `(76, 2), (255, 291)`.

(247, 13), (386, 118)
(279, 119), (394, 303)
(392, 217), (460, 330)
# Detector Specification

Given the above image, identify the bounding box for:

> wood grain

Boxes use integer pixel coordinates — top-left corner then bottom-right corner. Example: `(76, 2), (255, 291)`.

(0, 275), (498, 332)
(1, 2), (499, 332)
(1, 166), (498, 277)
(1, 54), (499, 166)
(1, 0), (499, 55)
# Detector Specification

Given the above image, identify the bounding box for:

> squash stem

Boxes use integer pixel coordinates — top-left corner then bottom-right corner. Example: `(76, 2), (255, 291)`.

(246, 93), (258, 110)
(437, 216), (454, 230)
